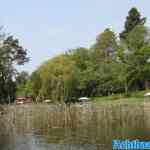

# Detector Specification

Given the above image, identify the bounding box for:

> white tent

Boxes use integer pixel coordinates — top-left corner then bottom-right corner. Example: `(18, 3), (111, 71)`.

(78, 97), (89, 101)
(44, 99), (52, 103)
(144, 92), (150, 97)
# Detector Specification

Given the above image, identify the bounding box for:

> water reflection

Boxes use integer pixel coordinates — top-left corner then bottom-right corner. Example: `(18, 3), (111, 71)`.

(0, 102), (148, 150)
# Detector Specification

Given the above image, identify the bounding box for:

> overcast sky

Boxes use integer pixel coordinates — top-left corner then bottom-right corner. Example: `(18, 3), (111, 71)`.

(0, 0), (149, 73)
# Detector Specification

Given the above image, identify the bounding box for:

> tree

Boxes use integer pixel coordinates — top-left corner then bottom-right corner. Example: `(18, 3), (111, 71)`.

(28, 54), (80, 103)
(118, 8), (148, 95)
(67, 47), (89, 71)
(118, 25), (150, 95)
(87, 29), (120, 96)
(92, 28), (118, 61)
(0, 30), (29, 103)
(27, 71), (42, 101)
(16, 71), (29, 97)
(23, 7), (150, 102)
(126, 25), (147, 51)
(120, 7), (146, 40)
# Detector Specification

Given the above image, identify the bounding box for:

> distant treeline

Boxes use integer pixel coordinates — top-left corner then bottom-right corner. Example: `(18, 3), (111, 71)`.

(15, 8), (150, 103)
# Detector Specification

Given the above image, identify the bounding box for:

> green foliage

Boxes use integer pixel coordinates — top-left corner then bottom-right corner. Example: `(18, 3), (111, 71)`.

(91, 28), (118, 61)
(29, 54), (80, 103)
(16, 71), (30, 97)
(18, 7), (150, 103)
(0, 30), (29, 103)
(126, 25), (148, 50)
(120, 7), (146, 40)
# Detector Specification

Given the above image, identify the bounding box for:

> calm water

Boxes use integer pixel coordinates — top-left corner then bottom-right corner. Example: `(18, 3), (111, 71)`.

(0, 102), (149, 150)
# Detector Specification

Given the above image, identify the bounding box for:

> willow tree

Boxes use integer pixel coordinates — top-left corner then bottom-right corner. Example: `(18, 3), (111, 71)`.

(31, 54), (80, 103)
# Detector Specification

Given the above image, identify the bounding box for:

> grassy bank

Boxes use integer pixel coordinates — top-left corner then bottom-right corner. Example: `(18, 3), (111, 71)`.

(91, 90), (150, 105)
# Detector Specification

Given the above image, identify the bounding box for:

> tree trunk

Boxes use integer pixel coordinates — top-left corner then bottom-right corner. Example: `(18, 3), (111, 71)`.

(125, 79), (128, 96)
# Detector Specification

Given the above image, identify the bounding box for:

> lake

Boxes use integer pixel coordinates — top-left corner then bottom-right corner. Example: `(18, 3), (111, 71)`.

(0, 102), (149, 150)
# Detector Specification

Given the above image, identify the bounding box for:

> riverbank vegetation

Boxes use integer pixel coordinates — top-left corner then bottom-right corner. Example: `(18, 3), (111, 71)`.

(1, 8), (150, 104)
(92, 89), (149, 105)
(16, 7), (150, 103)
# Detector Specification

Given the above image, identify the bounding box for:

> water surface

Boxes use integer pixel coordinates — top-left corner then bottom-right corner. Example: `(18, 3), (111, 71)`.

(0, 102), (149, 150)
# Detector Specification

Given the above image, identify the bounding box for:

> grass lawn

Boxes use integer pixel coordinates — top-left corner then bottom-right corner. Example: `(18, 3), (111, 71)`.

(90, 90), (150, 105)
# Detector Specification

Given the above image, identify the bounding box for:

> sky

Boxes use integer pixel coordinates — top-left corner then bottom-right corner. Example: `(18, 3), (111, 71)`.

(0, 0), (150, 73)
